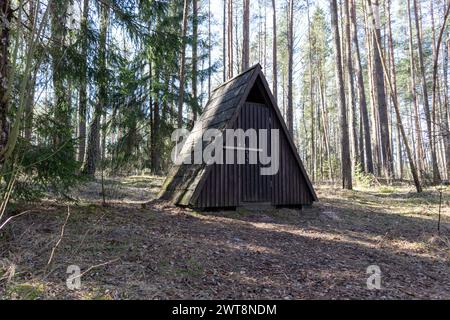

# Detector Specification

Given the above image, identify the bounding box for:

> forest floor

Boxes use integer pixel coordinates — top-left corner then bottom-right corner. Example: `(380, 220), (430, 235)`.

(0, 176), (449, 300)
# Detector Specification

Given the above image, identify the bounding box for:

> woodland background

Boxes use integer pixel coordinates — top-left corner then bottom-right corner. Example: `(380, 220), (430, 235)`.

(0, 0), (449, 300)
(0, 0), (449, 197)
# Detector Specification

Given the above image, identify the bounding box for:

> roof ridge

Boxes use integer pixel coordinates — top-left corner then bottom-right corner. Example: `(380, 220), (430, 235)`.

(211, 63), (261, 93)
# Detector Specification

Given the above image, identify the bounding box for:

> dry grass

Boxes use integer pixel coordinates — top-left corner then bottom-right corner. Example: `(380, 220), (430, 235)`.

(0, 177), (449, 300)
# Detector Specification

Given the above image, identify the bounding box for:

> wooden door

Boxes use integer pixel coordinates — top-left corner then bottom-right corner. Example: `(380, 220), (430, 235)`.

(240, 102), (272, 203)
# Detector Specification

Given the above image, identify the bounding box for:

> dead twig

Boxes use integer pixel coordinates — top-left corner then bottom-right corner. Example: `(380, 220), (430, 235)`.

(0, 172), (18, 223)
(72, 258), (121, 281)
(46, 206), (71, 267)
(0, 210), (35, 231)
(437, 187), (443, 235)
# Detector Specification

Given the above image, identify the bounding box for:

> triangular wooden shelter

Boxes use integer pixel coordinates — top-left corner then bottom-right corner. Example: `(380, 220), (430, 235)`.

(159, 64), (317, 209)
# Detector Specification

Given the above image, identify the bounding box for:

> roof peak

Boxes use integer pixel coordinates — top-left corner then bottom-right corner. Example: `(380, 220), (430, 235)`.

(212, 63), (262, 93)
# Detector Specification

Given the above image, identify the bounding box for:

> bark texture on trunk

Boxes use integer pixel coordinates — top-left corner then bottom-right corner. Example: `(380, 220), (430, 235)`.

(50, 0), (71, 148)
(227, 0), (234, 79)
(344, 0), (359, 168)
(78, 0), (90, 163)
(223, 0), (227, 82)
(352, 0), (373, 174)
(330, 0), (352, 190)
(0, 0), (12, 162)
(368, 0), (393, 179)
(368, 0), (422, 192)
(412, 0), (441, 183)
(83, 3), (109, 176)
(272, 0), (277, 104)
(192, 0), (198, 121)
(242, 0), (250, 71)
(286, 0), (294, 135)
(406, 0), (425, 178)
(177, 0), (189, 127)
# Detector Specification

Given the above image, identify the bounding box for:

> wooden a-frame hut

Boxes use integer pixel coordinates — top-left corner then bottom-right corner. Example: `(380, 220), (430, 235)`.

(159, 64), (317, 209)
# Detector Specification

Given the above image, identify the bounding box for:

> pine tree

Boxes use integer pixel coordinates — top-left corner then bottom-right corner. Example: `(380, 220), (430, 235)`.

(330, 0), (352, 190)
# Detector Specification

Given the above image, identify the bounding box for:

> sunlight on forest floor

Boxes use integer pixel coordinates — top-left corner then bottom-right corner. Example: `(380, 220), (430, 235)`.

(0, 176), (449, 300)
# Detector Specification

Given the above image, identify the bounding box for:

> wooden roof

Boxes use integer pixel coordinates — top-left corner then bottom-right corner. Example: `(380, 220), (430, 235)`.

(159, 64), (318, 206)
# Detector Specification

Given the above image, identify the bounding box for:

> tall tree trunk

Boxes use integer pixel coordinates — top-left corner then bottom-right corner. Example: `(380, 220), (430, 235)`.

(272, 0), (277, 104)
(242, 0), (250, 71)
(178, 0), (189, 127)
(367, 0), (393, 180)
(192, 0), (198, 121)
(406, 0), (426, 178)
(363, 0), (381, 175)
(264, 1), (267, 68)
(307, 0), (315, 180)
(443, 28), (450, 179)
(78, 0), (90, 163)
(223, 0), (227, 82)
(257, 0), (262, 62)
(344, 0), (359, 169)
(368, 0), (422, 193)
(83, 2), (109, 176)
(234, 7), (240, 72)
(430, 1), (450, 181)
(397, 125), (404, 180)
(50, 0), (71, 148)
(0, 0), (11, 162)
(330, 0), (352, 190)
(352, 0), (373, 174)
(386, 0), (401, 180)
(24, 75), (36, 141)
(151, 67), (161, 174)
(318, 74), (333, 181)
(412, 0), (441, 183)
(286, 0), (294, 135)
(227, 0), (234, 79)
(208, 0), (212, 96)
(24, 0), (37, 141)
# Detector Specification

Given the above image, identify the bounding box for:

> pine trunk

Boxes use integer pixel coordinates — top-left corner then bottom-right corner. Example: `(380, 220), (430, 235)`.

(208, 0), (212, 96)
(223, 0), (227, 82)
(412, 0), (441, 183)
(0, 0), (11, 162)
(430, 1), (450, 181)
(368, 0), (422, 193)
(192, 0), (198, 121)
(242, 0), (250, 71)
(227, 0), (234, 79)
(443, 30), (450, 179)
(83, 3), (109, 176)
(272, 0), (277, 104)
(352, 0), (373, 174)
(178, 0), (189, 127)
(50, 0), (71, 148)
(344, 0), (359, 169)
(78, 0), (90, 163)
(368, 0), (393, 180)
(286, 0), (294, 135)
(330, 0), (352, 190)
(386, 0), (401, 180)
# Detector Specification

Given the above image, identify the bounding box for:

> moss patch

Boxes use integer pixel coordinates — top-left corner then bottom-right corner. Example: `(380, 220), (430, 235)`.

(6, 282), (45, 300)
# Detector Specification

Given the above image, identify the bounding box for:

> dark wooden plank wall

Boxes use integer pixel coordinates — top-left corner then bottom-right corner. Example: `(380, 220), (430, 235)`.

(240, 102), (272, 203)
(270, 107), (313, 205)
(195, 101), (314, 208)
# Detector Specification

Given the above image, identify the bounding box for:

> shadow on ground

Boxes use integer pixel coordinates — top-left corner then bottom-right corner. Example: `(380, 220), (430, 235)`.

(0, 181), (449, 299)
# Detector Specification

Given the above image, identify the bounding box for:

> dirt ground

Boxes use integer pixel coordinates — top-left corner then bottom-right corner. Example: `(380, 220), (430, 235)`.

(0, 176), (449, 300)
